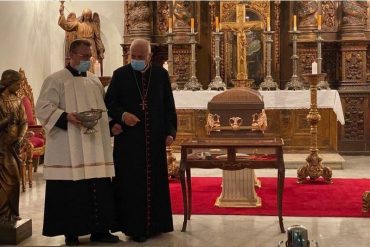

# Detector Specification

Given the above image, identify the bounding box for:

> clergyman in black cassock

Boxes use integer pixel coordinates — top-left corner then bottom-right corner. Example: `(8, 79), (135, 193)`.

(105, 39), (177, 242)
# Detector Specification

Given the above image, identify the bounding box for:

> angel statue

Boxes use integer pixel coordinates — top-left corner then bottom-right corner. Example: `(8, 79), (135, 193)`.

(0, 70), (28, 224)
(58, 2), (105, 75)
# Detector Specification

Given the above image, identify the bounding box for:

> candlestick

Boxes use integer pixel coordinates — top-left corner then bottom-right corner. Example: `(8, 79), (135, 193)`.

(317, 14), (321, 30)
(184, 32), (202, 90)
(190, 18), (194, 33)
(208, 30), (226, 90)
(297, 73), (332, 184)
(215, 16), (219, 32)
(293, 15), (297, 31)
(260, 30), (279, 90)
(267, 16), (270, 32)
(168, 17), (173, 33)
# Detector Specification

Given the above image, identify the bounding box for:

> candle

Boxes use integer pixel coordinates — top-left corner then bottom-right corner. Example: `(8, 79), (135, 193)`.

(267, 16), (270, 31)
(312, 61), (318, 74)
(94, 60), (101, 76)
(190, 18), (194, 33)
(215, 16), (219, 32)
(318, 14), (322, 30)
(293, 15), (297, 31)
(168, 17), (173, 33)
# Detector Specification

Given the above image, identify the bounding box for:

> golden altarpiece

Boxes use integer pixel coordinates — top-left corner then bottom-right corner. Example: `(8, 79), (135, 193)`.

(122, 1), (370, 155)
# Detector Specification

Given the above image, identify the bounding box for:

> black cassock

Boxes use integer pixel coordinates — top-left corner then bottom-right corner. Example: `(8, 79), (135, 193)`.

(105, 64), (177, 237)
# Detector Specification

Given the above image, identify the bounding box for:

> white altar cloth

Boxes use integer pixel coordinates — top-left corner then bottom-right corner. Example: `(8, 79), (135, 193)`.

(173, 90), (345, 125)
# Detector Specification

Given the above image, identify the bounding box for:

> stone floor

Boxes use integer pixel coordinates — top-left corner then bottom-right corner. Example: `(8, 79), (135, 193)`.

(17, 156), (370, 247)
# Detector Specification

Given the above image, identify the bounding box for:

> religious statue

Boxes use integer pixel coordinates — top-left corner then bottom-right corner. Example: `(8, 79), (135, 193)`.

(126, 1), (152, 31)
(173, 1), (192, 28)
(296, 1), (319, 27)
(342, 1), (368, 25)
(0, 70), (27, 224)
(64, 12), (77, 59)
(58, 2), (105, 74)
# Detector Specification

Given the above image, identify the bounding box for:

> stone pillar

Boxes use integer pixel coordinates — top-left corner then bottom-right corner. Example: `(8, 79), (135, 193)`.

(215, 169), (261, 208)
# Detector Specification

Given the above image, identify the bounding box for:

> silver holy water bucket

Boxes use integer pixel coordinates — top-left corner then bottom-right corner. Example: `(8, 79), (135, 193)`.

(277, 225), (319, 247)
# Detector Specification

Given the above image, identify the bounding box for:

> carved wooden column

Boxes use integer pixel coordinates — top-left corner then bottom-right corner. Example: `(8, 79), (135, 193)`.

(337, 2), (370, 154)
(171, 1), (198, 89)
(173, 1), (193, 43)
(296, 1), (319, 40)
(124, 1), (152, 41)
(341, 1), (367, 40)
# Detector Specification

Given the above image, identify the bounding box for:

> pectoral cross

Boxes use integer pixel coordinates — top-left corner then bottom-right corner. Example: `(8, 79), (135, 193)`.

(140, 98), (148, 111)
(221, 3), (262, 81)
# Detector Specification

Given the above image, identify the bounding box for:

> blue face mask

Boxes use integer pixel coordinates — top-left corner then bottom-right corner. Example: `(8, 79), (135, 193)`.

(76, 60), (91, 73)
(131, 59), (146, 71)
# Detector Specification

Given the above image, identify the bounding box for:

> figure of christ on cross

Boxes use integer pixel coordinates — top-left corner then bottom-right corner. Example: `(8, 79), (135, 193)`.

(221, 3), (262, 84)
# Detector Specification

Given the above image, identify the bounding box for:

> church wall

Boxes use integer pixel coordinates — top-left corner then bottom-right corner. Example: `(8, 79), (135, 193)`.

(0, 1), (123, 100)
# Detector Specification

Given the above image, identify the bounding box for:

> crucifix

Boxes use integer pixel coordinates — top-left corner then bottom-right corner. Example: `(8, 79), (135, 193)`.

(221, 3), (262, 87)
(139, 98), (147, 111)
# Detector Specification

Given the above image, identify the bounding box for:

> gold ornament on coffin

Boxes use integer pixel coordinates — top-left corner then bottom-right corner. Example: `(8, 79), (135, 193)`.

(205, 110), (267, 135)
(229, 117), (243, 130)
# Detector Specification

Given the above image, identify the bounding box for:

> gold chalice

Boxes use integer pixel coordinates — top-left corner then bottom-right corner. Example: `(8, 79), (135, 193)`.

(76, 109), (106, 134)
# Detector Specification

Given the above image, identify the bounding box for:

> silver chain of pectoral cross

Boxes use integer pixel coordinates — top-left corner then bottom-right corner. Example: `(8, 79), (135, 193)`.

(132, 66), (153, 111)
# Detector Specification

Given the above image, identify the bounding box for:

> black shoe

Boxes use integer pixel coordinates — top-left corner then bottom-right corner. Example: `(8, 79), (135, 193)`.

(131, 235), (148, 243)
(90, 232), (120, 243)
(65, 235), (79, 246)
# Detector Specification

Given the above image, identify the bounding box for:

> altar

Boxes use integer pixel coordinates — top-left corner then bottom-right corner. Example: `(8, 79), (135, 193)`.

(173, 90), (344, 153)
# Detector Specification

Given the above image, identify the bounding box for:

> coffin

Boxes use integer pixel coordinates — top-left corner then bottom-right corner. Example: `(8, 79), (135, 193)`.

(206, 88), (266, 137)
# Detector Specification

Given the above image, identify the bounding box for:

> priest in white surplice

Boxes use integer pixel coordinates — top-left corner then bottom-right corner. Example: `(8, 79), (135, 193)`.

(36, 39), (120, 245)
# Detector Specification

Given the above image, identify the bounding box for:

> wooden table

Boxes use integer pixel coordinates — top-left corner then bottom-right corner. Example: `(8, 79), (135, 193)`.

(179, 137), (286, 233)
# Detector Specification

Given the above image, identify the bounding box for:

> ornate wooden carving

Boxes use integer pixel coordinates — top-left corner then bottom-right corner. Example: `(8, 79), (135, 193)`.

(221, 2), (237, 22)
(341, 42), (367, 84)
(367, 45), (370, 82)
(173, 44), (191, 87)
(341, 1), (367, 40)
(124, 1), (152, 40)
(344, 52), (363, 81)
(156, 1), (170, 35)
(343, 96), (365, 140)
(173, 0), (193, 39)
(322, 1), (336, 31)
(296, 1), (319, 32)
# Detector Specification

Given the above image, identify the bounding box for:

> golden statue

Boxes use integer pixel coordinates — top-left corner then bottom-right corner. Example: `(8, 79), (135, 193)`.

(221, 3), (260, 87)
(58, 2), (105, 74)
(0, 70), (28, 224)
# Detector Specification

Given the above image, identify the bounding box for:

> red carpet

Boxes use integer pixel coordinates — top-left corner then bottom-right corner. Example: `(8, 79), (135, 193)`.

(170, 177), (370, 217)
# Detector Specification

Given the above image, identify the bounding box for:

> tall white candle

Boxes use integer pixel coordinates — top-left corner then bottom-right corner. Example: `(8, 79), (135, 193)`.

(312, 61), (318, 74)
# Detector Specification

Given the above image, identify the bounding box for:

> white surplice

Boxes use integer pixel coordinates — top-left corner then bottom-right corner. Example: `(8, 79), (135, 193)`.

(36, 69), (114, 181)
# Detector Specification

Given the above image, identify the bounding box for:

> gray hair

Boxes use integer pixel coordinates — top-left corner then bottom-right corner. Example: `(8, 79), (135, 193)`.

(129, 38), (151, 55)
